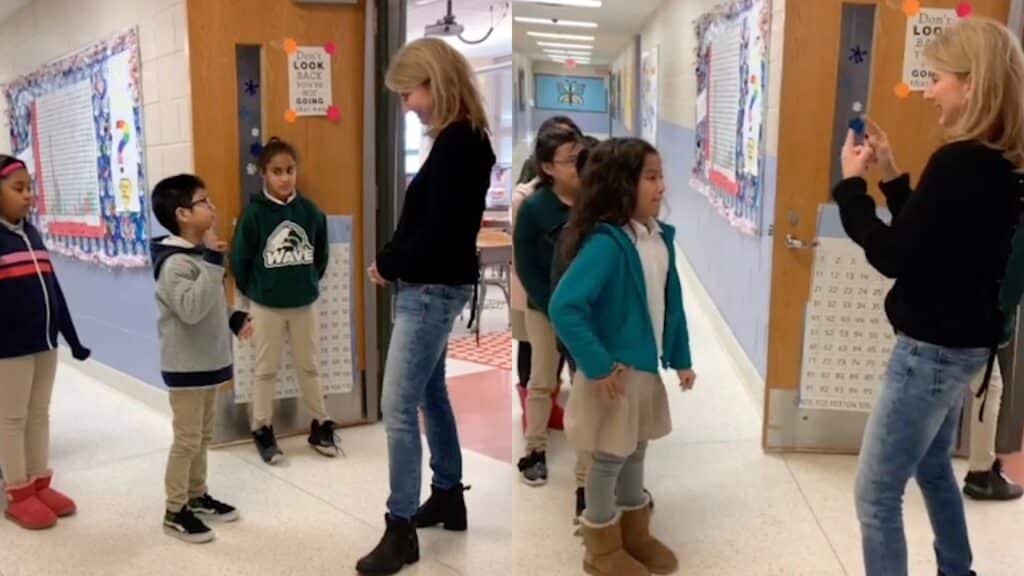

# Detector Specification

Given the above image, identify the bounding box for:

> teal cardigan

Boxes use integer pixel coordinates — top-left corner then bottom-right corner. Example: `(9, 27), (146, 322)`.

(549, 222), (692, 380)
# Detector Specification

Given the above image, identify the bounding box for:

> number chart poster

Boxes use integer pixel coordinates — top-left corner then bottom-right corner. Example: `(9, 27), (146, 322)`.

(535, 74), (608, 114)
(4, 28), (148, 267)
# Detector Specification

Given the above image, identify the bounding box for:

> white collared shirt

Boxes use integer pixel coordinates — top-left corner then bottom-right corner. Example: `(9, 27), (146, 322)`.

(263, 188), (297, 206)
(626, 219), (669, 358)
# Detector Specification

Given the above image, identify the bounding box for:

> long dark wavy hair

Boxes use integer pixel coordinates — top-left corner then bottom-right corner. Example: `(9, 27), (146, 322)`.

(559, 138), (659, 264)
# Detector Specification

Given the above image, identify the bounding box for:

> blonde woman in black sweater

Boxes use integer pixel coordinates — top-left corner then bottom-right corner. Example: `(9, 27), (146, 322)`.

(357, 38), (495, 575)
(833, 18), (1024, 576)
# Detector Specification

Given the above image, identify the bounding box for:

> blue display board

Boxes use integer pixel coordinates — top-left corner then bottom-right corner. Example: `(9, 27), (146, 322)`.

(535, 74), (608, 113)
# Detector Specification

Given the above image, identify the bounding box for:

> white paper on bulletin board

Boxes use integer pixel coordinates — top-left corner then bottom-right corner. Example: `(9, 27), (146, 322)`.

(35, 80), (102, 227)
(107, 50), (142, 213)
(798, 237), (896, 412)
(641, 46), (659, 145)
(233, 242), (354, 403)
(902, 8), (956, 91)
(708, 18), (742, 184)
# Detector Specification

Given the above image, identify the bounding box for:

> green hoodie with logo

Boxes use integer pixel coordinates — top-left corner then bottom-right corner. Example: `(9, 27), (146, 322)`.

(231, 191), (329, 309)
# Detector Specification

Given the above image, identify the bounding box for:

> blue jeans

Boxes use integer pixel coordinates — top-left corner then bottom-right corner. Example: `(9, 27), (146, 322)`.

(382, 282), (473, 520)
(856, 335), (988, 576)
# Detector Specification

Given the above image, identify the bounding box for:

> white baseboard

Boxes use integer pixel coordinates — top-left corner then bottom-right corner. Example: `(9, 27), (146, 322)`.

(675, 245), (765, 415)
(57, 348), (171, 418)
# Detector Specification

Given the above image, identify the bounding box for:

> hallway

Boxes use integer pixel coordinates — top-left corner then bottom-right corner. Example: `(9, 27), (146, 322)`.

(2, 258), (1023, 576)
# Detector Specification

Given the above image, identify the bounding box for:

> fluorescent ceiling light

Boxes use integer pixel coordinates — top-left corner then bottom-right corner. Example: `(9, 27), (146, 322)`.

(514, 17), (599, 28)
(537, 41), (593, 49)
(414, 0), (442, 5)
(543, 48), (570, 54)
(565, 50), (592, 56)
(527, 31), (595, 41)
(517, 0), (602, 7)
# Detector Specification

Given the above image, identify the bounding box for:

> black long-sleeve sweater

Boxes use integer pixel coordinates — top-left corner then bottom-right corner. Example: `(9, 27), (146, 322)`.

(832, 140), (1023, 348)
(376, 120), (496, 285)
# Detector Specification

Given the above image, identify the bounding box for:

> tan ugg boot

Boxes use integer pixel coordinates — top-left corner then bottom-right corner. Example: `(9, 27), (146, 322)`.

(621, 499), (679, 574)
(580, 512), (650, 576)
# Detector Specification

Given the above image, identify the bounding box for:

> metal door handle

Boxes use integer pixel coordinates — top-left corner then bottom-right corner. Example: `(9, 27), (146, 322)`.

(785, 234), (819, 250)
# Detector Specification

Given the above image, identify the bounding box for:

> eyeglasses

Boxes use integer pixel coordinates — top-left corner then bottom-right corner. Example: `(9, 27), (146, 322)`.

(188, 198), (214, 209)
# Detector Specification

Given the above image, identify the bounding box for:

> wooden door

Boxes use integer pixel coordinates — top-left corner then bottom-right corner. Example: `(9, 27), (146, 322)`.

(187, 0), (369, 439)
(763, 0), (1011, 452)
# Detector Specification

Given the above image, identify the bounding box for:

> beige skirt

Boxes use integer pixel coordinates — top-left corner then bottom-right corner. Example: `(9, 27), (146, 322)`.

(564, 368), (672, 458)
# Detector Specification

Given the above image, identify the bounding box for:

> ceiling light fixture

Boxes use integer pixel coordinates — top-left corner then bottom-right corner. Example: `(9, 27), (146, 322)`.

(537, 41), (593, 49)
(517, 0), (602, 7)
(513, 17), (599, 28)
(527, 31), (595, 41)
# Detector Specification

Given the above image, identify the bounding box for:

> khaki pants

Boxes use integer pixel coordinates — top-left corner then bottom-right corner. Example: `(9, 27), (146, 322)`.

(250, 303), (328, 430)
(524, 309), (559, 453)
(166, 387), (217, 512)
(0, 351), (58, 486)
(968, 362), (1004, 472)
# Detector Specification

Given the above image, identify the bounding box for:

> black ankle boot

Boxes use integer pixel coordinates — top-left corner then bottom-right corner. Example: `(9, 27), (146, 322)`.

(356, 514), (419, 575)
(414, 484), (468, 531)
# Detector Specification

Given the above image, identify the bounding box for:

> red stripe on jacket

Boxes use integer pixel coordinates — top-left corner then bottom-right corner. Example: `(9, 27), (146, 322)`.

(0, 250), (51, 266)
(0, 261), (53, 281)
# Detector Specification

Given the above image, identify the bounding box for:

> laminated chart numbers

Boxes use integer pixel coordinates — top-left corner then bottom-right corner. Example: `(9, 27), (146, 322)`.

(234, 243), (354, 403)
(799, 237), (896, 412)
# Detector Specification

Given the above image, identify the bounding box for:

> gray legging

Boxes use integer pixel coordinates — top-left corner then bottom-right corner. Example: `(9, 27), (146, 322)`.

(585, 441), (648, 524)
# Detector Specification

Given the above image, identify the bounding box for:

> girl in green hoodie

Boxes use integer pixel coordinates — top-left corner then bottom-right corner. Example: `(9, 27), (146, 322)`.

(231, 138), (338, 465)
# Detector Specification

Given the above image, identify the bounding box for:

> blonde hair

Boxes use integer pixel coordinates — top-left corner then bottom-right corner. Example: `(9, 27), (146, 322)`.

(385, 38), (490, 136)
(924, 17), (1024, 169)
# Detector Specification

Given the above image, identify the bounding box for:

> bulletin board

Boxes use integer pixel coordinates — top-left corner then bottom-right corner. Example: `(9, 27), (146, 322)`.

(640, 46), (659, 145)
(4, 29), (148, 267)
(692, 0), (770, 237)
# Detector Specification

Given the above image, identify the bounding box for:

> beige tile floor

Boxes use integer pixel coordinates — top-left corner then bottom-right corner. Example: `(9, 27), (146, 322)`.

(2, 267), (1023, 576)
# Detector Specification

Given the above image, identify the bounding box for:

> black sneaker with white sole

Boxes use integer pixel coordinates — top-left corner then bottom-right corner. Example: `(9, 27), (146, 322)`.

(188, 493), (239, 523)
(253, 425), (283, 465)
(963, 458), (1024, 501)
(517, 451), (548, 486)
(163, 507), (214, 544)
(309, 419), (340, 457)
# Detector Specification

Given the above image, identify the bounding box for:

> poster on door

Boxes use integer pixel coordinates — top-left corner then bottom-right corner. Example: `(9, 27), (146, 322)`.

(798, 237), (896, 412)
(902, 8), (956, 91)
(288, 46), (333, 116)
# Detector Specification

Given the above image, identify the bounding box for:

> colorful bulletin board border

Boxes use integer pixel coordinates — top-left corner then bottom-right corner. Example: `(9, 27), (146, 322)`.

(693, 0), (770, 237)
(535, 73), (609, 114)
(4, 28), (148, 267)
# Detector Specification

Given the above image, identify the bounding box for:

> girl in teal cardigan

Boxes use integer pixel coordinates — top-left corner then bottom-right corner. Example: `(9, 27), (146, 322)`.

(549, 138), (695, 576)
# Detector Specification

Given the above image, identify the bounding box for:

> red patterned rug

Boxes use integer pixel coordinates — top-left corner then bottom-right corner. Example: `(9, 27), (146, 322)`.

(448, 331), (514, 371)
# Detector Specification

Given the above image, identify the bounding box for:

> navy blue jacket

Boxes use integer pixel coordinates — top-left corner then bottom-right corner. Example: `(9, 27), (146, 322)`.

(0, 219), (90, 361)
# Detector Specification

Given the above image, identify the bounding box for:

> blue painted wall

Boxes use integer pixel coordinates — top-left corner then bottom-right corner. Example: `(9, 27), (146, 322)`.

(53, 255), (164, 388)
(659, 118), (775, 378)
